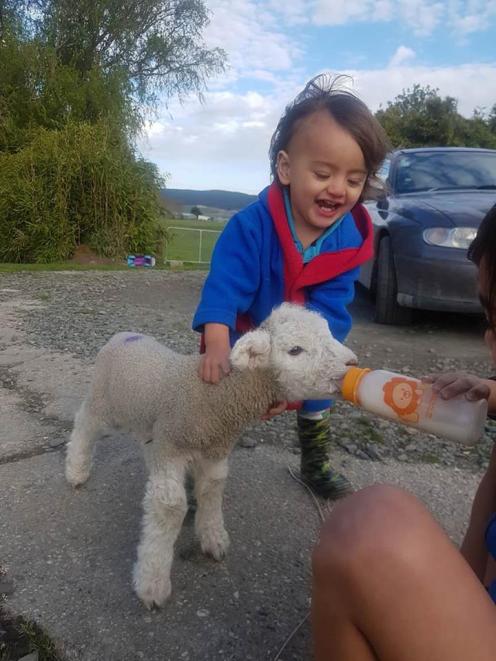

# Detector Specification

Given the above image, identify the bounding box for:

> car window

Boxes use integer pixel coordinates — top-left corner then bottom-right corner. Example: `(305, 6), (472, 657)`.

(393, 151), (496, 194)
(377, 158), (391, 182)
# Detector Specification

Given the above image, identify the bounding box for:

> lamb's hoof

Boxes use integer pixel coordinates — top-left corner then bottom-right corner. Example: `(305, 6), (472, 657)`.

(65, 463), (90, 487)
(133, 569), (172, 609)
(199, 527), (230, 561)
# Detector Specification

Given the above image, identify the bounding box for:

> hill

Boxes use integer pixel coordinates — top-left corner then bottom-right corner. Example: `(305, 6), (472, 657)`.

(161, 188), (257, 211)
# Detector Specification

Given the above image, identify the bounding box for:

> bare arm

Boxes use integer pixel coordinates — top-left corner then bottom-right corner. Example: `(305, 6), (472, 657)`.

(483, 378), (496, 416)
(423, 371), (496, 579)
(461, 445), (496, 581)
(198, 323), (231, 384)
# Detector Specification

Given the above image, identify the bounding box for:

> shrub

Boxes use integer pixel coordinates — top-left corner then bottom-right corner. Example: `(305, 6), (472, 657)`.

(0, 122), (167, 262)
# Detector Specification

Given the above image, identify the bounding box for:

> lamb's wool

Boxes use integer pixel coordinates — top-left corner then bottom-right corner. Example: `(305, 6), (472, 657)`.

(65, 303), (356, 608)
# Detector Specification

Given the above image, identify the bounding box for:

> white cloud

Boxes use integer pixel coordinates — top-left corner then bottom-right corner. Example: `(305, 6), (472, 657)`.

(313, 0), (376, 26)
(397, 0), (445, 35)
(447, 0), (496, 34)
(245, 70), (279, 83)
(349, 63), (496, 116)
(134, 2), (496, 194)
(138, 62), (496, 193)
(195, 1), (496, 96)
(389, 46), (416, 67)
(309, 0), (495, 36)
(137, 89), (284, 192)
(267, 0), (310, 25)
(204, 0), (301, 81)
(374, 0), (395, 20)
(311, 0), (443, 32)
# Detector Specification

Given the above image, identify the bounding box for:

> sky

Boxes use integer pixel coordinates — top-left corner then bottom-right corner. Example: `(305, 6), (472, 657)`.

(137, 0), (496, 194)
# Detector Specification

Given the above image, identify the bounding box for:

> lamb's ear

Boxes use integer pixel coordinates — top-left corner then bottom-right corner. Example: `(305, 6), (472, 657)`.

(230, 329), (271, 370)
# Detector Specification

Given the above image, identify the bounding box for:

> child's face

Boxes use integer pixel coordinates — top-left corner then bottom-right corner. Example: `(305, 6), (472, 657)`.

(276, 109), (367, 245)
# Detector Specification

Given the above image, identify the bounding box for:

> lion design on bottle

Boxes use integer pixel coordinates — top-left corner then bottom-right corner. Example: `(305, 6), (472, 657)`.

(382, 377), (426, 423)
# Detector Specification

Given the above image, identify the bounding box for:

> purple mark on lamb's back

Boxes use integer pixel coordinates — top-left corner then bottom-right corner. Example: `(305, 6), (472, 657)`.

(124, 335), (143, 343)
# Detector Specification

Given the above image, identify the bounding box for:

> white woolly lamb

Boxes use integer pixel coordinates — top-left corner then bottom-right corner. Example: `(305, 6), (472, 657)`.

(65, 303), (357, 608)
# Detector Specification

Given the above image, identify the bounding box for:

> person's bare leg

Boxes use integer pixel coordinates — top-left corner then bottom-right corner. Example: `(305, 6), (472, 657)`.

(312, 485), (496, 661)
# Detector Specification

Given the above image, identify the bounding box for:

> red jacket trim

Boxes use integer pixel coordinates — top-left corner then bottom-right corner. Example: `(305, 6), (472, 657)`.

(267, 182), (374, 302)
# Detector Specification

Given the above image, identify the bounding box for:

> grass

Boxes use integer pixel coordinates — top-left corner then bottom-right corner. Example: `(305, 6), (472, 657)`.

(0, 260), (209, 273)
(162, 218), (226, 232)
(0, 262), (135, 273)
(162, 218), (225, 264)
(0, 218), (226, 272)
(0, 607), (63, 661)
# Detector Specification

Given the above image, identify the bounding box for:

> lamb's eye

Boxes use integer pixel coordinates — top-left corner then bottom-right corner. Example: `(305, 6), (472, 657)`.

(288, 346), (304, 356)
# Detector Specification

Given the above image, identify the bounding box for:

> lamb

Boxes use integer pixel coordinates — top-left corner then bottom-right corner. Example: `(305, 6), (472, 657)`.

(65, 303), (357, 608)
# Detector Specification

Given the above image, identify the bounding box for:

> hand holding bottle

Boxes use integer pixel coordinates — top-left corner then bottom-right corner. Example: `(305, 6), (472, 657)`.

(422, 372), (491, 402)
(341, 367), (488, 445)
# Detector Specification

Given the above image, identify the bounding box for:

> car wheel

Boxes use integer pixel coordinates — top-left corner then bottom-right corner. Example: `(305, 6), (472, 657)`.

(374, 236), (412, 325)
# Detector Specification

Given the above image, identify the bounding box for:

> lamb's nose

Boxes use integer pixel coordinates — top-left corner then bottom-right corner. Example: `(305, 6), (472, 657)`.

(345, 355), (358, 366)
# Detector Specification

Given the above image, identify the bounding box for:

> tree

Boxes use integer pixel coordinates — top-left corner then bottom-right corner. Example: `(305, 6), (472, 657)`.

(376, 85), (496, 148)
(0, 36), (133, 151)
(376, 85), (459, 147)
(456, 108), (496, 149)
(488, 104), (496, 134)
(1, 1), (227, 148)
(191, 205), (201, 218)
(0, 0), (225, 261)
(27, 0), (225, 118)
(0, 0), (25, 37)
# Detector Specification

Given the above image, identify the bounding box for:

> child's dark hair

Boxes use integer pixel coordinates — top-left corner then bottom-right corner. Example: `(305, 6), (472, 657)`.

(269, 73), (390, 200)
(468, 204), (496, 329)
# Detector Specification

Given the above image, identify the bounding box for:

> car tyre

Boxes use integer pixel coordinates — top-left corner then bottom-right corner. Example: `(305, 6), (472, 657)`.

(374, 235), (412, 325)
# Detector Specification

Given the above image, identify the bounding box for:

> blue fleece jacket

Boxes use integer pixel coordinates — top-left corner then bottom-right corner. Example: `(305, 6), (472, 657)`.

(192, 183), (373, 412)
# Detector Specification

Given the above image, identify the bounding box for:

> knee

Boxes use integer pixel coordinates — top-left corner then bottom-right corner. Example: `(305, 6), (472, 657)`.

(194, 460), (228, 498)
(145, 478), (187, 522)
(312, 484), (431, 582)
(195, 459), (229, 482)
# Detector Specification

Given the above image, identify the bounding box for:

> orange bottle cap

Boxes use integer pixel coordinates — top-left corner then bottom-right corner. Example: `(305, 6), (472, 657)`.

(341, 367), (371, 403)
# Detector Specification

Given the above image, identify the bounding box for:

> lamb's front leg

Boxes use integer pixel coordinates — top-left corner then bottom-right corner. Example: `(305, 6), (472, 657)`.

(133, 459), (187, 608)
(193, 457), (230, 561)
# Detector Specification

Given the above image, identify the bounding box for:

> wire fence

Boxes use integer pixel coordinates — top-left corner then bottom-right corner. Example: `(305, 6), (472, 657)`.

(164, 226), (222, 264)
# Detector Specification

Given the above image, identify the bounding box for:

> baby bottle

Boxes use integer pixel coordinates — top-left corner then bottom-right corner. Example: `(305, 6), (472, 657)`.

(341, 367), (488, 445)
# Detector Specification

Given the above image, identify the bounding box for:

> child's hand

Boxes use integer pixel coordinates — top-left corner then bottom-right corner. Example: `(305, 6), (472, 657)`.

(422, 372), (490, 401)
(199, 346), (231, 384)
(199, 322), (232, 384)
(261, 401), (288, 420)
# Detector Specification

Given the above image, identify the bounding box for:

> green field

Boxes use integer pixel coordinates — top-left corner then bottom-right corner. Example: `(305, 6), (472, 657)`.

(0, 218), (227, 273)
(163, 218), (226, 264)
(0, 262), (135, 272)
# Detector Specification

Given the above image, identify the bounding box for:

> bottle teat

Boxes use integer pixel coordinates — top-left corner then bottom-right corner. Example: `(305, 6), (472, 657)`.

(341, 367), (371, 404)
